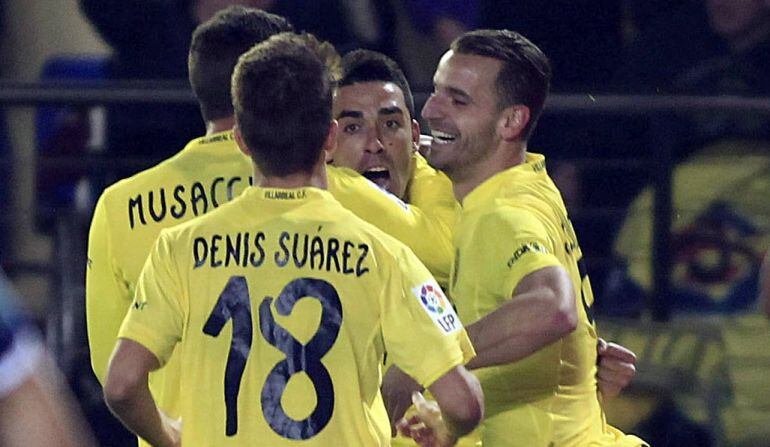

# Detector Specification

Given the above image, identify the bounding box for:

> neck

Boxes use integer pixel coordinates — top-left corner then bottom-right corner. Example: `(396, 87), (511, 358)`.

(452, 142), (527, 202)
(257, 161), (328, 190)
(205, 116), (236, 136)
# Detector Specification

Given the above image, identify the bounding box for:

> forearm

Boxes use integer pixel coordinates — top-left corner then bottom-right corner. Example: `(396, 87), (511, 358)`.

(105, 380), (173, 447)
(465, 290), (576, 370)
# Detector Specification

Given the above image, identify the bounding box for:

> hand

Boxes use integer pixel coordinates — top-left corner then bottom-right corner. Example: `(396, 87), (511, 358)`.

(596, 338), (637, 397)
(160, 412), (182, 447)
(396, 392), (458, 447)
(382, 365), (423, 435)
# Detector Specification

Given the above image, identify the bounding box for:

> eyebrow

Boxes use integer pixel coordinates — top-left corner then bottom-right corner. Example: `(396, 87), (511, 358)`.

(336, 110), (363, 120)
(378, 106), (404, 116)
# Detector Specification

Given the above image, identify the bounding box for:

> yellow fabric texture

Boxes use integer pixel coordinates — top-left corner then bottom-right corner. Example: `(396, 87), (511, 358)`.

(119, 186), (474, 446)
(450, 153), (645, 446)
(86, 132), (455, 445)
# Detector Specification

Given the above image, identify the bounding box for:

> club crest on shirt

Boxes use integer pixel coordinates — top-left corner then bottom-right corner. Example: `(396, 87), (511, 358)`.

(412, 281), (461, 335)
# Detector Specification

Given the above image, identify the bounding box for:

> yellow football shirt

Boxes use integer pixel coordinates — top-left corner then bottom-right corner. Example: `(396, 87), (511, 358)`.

(119, 186), (474, 446)
(86, 132), (455, 425)
(451, 153), (645, 447)
(406, 153), (459, 241)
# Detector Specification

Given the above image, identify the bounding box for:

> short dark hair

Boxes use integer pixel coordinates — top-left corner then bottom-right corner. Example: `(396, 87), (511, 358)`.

(338, 50), (415, 118)
(189, 6), (293, 122)
(232, 33), (337, 176)
(451, 29), (551, 140)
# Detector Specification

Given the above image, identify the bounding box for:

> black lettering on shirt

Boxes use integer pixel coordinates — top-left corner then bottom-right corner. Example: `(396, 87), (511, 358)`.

(128, 194), (146, 229)
(210, 177), (225, 208)
(210, 234), (223, 267)
(171, 185), (187, 219)
(292, 233), (309, 267)
(193, 237), (208, 268)
(250, 232), (266, 267)
(356, 243), (370, 277)
(191, 182), (208, 216)
(506, 241), (548, 268)
(274, 231), (290, 267)
(225, 232), (241, 267)
(148, 189), (167, 222)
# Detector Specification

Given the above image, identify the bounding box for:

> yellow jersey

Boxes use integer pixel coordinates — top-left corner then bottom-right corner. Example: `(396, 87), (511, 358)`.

(451, 153), (645, 446)
(119, 186), (474, 446)
(86, 132), (454, 439)
(407, 153), (459, 240)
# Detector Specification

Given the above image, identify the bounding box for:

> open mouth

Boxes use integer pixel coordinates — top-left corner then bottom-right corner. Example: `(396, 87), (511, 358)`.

(431, 130), (457, 144)
(362, 167), (391, 190)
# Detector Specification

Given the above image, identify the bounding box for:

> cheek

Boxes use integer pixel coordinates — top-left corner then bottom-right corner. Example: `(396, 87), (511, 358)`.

(335, 136), (363, 162)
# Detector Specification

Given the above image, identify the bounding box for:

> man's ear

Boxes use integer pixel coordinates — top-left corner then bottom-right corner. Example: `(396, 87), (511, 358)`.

(410, 119), (421, 153)
(234, 124), (251, 157)
(498, 105), (530, 141)
(323, 120), (339, 163)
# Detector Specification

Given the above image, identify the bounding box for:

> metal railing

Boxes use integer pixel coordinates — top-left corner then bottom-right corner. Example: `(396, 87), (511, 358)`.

(4, 81), (770, 323)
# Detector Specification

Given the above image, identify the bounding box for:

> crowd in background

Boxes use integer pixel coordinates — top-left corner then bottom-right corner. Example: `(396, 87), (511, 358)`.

(0, 0), (769, 446)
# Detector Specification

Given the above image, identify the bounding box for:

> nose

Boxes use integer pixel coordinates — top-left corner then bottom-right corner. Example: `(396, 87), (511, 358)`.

(421, 94), (441, 120)
(364, 127), (384, 154)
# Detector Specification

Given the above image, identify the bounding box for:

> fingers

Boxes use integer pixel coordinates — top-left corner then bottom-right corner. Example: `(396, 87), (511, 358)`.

(597, 337), (608, 354)
(601, 342), (637, 363)
(597, 356), (636, 397)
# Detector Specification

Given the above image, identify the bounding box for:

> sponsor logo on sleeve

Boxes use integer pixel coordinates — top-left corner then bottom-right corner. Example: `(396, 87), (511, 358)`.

(506, 241), (548, 268)
(412, 281), (461, 335)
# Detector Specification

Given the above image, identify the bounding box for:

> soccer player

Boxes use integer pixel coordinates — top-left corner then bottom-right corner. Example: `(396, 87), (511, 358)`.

(331, 48), (637, 384)
(400, 30), (648, 446)
(103, 32), (483, 446)
(86, 8), (454, 445)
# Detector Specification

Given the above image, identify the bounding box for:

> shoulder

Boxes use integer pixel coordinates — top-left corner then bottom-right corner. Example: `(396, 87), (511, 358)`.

(97, 155), (181, 209)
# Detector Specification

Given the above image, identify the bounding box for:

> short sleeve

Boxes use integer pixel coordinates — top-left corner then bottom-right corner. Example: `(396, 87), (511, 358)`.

(380, 245), (475, 387)
(118, 230), (185, 366)
(486, 207), (562, 297)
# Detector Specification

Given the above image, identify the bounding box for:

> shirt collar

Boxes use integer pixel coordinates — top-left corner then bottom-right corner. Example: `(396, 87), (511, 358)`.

(461, 152), (548, 209)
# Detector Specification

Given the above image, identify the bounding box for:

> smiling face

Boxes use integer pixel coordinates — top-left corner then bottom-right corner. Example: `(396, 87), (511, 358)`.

(332, 81), (419, 199)
(421, 50), (503, 181)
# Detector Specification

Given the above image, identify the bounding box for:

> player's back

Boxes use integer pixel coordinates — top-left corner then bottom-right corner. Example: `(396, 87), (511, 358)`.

(91, 132), (252, 293)
(151, 186), (470, 446)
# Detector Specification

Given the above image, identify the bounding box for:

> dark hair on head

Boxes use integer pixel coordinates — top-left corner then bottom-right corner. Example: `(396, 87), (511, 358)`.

(232, 32), (338, 176)
(189, 5), (293, 122)
(451, 29), (551, 140)
(338, 50), (415, 118)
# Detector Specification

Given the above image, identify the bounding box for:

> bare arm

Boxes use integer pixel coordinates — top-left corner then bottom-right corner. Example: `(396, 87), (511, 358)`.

(465, 265), (578, 370)
(426, 365), (484, 439)
(0, 358), (96, 447)
(104, 339), (179, 447)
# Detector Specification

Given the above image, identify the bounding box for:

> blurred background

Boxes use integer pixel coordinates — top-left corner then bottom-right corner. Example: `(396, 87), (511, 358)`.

(0, 0), (769, 445)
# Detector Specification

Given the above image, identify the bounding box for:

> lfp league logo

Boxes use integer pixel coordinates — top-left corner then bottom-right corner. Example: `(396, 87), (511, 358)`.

(412, 281), (461, 334)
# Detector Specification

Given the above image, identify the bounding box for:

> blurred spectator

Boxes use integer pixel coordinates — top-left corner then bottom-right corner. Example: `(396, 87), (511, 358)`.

(478, 0), (623, 90)
(610, 2), (770, 444)
(403, 0), (479, 48)
(0, 271), (96, 447)
(617, 0), (770, 150)
(612, 0), (770, 313)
